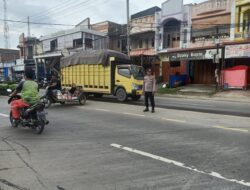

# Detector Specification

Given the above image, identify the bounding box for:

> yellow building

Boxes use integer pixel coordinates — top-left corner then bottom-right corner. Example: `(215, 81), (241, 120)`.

(235, 0), (250, 39)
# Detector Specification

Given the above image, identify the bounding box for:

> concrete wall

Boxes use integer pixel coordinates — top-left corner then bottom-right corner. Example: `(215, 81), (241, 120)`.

(130, 15), (156, 34)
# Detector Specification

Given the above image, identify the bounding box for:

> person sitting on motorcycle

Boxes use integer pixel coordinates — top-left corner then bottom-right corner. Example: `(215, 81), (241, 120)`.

(47, 74), (61, 101)
(10, 69), (40, 123)
(69, 83), (77, 96)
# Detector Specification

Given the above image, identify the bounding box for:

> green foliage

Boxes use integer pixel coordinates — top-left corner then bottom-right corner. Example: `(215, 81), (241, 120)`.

(6, 81), (16, 85)
(8, 84), (17, 90)
(157, 83), (179, 94)
(0, 84), (8, 90)
(0, 83), (17, 94)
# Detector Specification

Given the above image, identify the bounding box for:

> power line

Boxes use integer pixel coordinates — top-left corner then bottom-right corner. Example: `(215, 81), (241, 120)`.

(35, 0), (108, 23)
(1, 17), (247, 28)
(29, 0), (76, 20)
(31, 0), (93, 22)
(0, 18), (74, 26)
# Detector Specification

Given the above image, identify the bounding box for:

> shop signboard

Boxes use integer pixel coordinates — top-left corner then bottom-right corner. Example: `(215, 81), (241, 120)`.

(225, 44), (250, 58)
(169, 49), (221, 61)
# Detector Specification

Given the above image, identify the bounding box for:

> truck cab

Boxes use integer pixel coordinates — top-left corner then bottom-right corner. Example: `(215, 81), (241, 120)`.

(115, 64), (144, 101)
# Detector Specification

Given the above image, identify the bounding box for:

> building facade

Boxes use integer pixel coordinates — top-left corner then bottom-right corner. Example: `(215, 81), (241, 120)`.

(0, 48), (19, 80)
(91, 21), (127, 53)
(233, 0), (250, 40)
(155, 0), (237, 85)
(223, 0), (250, 86)
(129, 6), (161, 77)
(155, 0), (192, 83)
(34, 23), (107, 79)
(18, 33), (41, 78)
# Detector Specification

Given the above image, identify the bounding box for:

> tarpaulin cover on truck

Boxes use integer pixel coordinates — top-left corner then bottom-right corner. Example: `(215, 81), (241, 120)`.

(60, 49), (130, 68)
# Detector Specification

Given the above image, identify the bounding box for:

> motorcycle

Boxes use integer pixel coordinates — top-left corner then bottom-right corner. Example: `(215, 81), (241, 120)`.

(7, 89), (49, 134)
(37, 78), (48, 89)
(40, 86), (87, 108)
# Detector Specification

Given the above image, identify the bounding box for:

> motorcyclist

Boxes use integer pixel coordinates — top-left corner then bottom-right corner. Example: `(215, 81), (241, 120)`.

(10, 69), (40, 124)
(47, 74), (61, 101)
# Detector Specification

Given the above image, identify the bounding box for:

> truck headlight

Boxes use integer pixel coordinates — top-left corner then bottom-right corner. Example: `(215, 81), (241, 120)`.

(132, 83), (141, 90)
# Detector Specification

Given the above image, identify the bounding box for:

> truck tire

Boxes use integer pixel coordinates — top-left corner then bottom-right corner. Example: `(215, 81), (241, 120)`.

(116, 88), (127, 102)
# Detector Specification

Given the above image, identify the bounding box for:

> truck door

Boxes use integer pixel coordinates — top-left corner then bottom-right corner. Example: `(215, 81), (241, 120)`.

(115, 66), (132, 100)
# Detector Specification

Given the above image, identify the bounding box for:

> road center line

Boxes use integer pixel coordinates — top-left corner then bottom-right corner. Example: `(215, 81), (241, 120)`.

(0, 113), (8, 118)
(162, 118), (186, 123)
(213, 125), (248, 133)
(123, 113), (145, 117)
(111, 143), (250, 187)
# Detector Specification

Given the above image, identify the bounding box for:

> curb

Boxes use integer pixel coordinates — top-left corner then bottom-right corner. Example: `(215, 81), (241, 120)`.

(155, 93), (250, 103)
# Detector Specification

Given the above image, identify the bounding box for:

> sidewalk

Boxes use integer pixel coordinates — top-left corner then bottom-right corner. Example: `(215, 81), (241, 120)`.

(212, 90), (250, 102)
(156, 84), (250, 103)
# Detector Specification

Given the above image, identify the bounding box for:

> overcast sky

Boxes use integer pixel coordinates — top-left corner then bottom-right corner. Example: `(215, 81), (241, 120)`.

(0, 0), (206, 49)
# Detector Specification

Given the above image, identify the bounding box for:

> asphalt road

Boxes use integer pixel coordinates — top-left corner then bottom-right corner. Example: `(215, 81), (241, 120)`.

(0, 96), (250, 190)
(89, 95), (250, 117)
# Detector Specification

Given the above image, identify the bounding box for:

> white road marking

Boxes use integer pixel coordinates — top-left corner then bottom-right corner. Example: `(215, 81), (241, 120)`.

(111, 143), (250, 187)
(213, 125), (248, 133)
(0, 113), (8, 118)
(162, 118), (186, 123)
(123, 112), (145, 117)
(95, 109), (110, 112)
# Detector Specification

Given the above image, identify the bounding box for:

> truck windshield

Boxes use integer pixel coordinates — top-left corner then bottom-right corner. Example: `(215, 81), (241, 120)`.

(130, 65), (144, 80)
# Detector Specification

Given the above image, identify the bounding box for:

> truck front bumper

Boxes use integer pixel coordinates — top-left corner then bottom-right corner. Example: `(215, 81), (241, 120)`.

(131, 90), (142, 96)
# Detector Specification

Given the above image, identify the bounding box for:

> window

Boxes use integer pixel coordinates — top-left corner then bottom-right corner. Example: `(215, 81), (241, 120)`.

(118, 68), (131, 78)
(183, 29), (187, 43)
(151, 38), (155, 47)
(145, 39), (149, 49)
(73, 38), (83, 48)
(85, 38), (93, 48)
(176, 33), (180, 41)
(50, 39), (58, 51)
(20, 47), (24, 56)
(167, 34), (171, 47)
(139, 40), (143, 48)
(117, 40), (120, 48)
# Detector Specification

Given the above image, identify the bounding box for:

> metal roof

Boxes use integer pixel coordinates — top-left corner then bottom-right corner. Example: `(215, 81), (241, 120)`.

(131, 6), (161, 20)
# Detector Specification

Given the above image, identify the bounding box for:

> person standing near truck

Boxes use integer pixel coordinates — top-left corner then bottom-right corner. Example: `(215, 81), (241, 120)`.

(143, 68), (156, 113)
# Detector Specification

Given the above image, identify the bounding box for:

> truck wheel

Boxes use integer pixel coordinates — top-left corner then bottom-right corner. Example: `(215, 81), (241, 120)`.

(116, 88), (127, 102)
(131, 95), (141, 101)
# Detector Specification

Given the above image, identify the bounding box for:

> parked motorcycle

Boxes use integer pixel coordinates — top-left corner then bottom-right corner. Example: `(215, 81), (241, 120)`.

(40, 87), (86, 108)
(7, 89), (49, 134)
(38, 78), (48, 89)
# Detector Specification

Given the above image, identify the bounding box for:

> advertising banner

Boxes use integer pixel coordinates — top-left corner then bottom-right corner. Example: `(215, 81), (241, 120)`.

(225, 44), (250, 58)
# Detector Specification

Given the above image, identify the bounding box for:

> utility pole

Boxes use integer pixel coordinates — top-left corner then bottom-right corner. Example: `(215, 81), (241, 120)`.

(126, 0), (130, 56)
(27, 16), (31, 37)
(3, 0), (10, 49)
(214, 26), (220, 90)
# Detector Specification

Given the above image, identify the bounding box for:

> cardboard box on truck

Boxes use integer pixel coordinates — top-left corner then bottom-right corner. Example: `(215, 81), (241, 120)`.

(60, 49), (144, 101)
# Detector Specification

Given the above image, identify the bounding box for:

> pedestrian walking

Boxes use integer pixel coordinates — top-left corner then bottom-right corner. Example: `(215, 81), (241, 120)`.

(143, 68), (156, 113)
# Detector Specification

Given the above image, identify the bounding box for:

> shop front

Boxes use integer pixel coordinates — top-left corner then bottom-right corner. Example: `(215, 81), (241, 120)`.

(159, 48), (222, 85)
(130, 49), (160, 78)
(225, 43), (250, 85)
